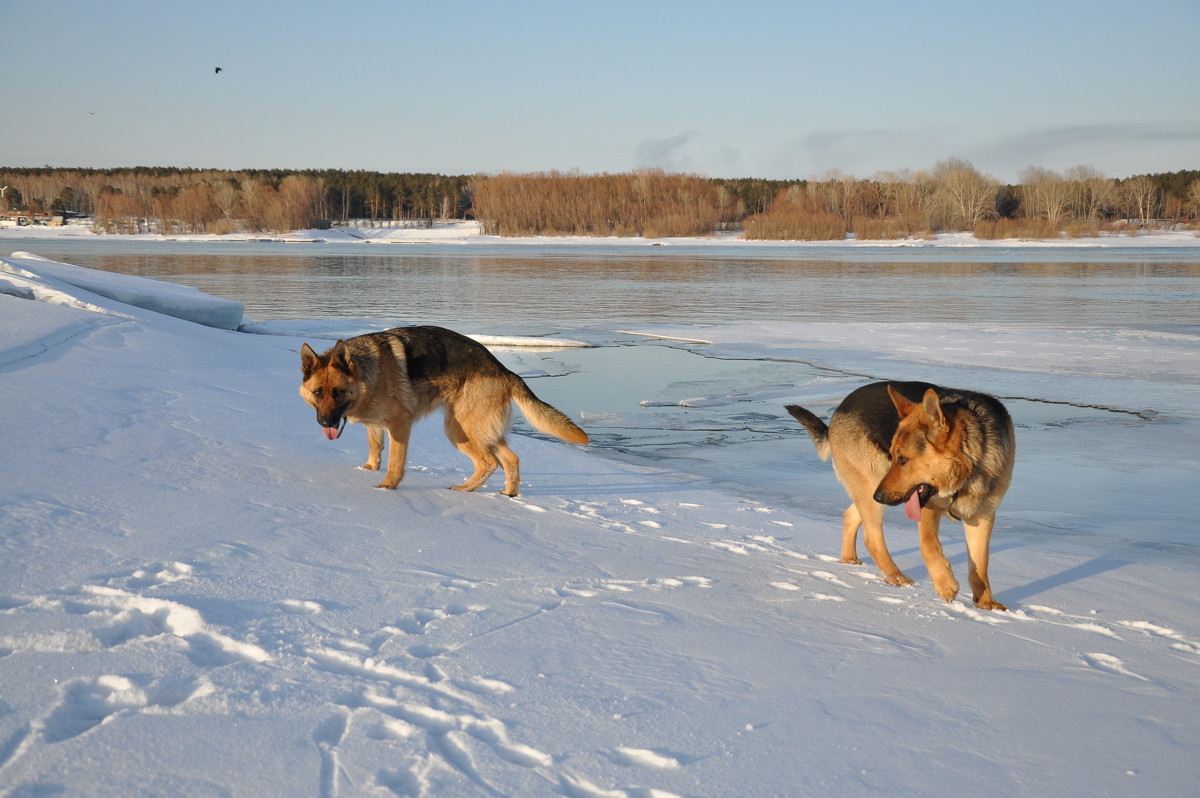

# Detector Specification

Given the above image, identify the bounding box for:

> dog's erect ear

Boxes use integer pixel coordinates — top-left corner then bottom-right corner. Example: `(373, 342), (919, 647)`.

(919, 388), (946, 430)
(330, 340), (356, 375)
(887, 385), (919, 417)
(889, 386), (946, 430)
(300, 342), (320, 376)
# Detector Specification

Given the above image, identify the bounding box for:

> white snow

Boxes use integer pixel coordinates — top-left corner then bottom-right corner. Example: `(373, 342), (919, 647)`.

(1, 250), (1198, 797)
(0, 251), (245, 330)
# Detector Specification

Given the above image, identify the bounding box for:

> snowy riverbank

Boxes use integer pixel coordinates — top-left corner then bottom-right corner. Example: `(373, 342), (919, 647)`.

(4, 217), (1199, 249)
(1, 253), (1198, 797)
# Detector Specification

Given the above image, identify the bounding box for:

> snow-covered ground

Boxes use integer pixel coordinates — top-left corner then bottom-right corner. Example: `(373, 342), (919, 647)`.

(1, 248), (1198, 797)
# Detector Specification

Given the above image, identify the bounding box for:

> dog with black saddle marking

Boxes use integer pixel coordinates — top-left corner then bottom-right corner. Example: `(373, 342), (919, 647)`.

(300, 326), (588, 497)
(786, 381), (1015, 610)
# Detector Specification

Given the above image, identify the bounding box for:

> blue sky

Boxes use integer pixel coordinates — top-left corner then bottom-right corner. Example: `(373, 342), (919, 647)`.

(3, 0), (1198, 182)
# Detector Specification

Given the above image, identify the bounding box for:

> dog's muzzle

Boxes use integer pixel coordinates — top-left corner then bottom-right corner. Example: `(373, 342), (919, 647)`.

(319, 415), (347, 440)
(875, 483), (935, 522)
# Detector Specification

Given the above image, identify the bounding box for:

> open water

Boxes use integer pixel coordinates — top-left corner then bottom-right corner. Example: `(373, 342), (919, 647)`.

(8, 238), (1200, 551)
(11, 239), (1200, 328)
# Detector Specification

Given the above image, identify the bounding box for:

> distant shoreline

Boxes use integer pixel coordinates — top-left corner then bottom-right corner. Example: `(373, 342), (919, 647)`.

(2, 218), (1199, 249)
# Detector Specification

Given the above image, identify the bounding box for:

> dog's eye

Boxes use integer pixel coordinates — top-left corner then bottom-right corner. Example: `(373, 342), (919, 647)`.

(896, 455), (909, 465)
(332, 388), (345, 400)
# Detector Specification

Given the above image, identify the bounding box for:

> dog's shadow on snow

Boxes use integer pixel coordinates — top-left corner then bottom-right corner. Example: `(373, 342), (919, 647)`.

(998, 556), (1130, 605)
(902, 541), (1131, 606)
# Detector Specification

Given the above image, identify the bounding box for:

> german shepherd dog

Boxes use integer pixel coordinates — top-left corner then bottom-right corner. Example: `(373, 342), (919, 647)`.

(299, 326), (589, 497)
(786, 382), (1015, 610)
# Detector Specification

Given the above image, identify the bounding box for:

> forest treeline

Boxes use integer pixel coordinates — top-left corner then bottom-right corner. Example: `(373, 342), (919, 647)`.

(2, 162), (1198, 239)
(0, 167), (472, 234)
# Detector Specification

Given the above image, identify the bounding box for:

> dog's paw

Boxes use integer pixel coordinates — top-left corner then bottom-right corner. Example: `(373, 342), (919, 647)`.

(933, 579), (961, 602)
(973, 595), (1008, 611)
(882, 570), (915, 588)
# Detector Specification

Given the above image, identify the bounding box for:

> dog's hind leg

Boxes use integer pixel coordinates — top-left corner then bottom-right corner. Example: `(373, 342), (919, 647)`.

(917, 511), (959, 602)
(963, 515), (1007, 610)
(837, 462), (912, 586)
(493, 440), (521, 497)
(443, 414), (498, 493)
(451, 451), (497, 492)
(853, 494), (914, 587)
(839, 503), (864, 565)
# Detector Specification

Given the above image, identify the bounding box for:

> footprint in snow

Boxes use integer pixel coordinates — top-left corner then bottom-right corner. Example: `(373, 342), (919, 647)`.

(407, 643), (449, 660)
(810, 570), (852, 588)
(277, 599), (324, 615)
(556, 576), (712, 599)
(1081, 652), (1151, 682)
(394, 604), (484, 635)
(440, 576), (484, 591)
(120, 561), (194, 590)
(710, 540), (749, 555)
(82, 587), (273, 665)
(360, 688), (553, 769)
(942, 602), (1011, 625)
(607, 746), (683, 769)
(456, 676), (515, 696)
(41, 673), (211, 744)
(1118, 620), (1200, 656)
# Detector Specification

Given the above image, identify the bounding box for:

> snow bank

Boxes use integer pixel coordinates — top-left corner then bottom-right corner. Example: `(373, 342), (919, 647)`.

(0, 251), (245, 330)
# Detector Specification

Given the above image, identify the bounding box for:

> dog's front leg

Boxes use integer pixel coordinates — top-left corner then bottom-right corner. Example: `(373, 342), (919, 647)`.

(377, 424), (412, 489)
(363, 425), (385, 471)
(917, 510), (959, 602)
(962, 515), (1007, 610)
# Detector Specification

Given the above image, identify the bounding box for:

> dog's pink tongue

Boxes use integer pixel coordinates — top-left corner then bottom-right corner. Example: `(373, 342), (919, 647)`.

(905, 491), (923, 522)
(323, 426), (341, 441)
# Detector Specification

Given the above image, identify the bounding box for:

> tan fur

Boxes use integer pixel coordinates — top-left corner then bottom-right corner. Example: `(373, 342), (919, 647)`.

(300, 326), (588, 497)
(787, 381), (1015, 610)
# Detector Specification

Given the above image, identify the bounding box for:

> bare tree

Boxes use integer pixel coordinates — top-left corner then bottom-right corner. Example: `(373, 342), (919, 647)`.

(213, 180), (240, 224)
(931, 158), (998, 230)
(1019, 166), (1072, 228)
(1063, 165), (1115, 223)
(279, 175), (323, 229)
(1183, 178), (1200, 223)
(1121, 176), (1161, 225)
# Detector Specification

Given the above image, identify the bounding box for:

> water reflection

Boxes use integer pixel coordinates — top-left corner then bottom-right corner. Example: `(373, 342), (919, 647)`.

(10, 239), (1200, 328)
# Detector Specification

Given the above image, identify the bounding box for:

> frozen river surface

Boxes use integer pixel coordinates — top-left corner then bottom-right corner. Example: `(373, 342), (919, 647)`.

(8, 238), (1200, 561)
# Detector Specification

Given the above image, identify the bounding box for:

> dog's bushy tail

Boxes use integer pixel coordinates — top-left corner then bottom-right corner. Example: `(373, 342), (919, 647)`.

(785, 404), (832, 461)
(512, 380), (590, 445)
